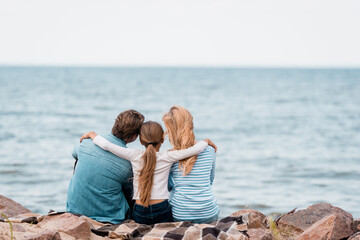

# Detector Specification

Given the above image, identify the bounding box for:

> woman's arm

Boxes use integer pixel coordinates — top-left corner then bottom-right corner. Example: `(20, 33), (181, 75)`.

(166, 138), (215, 162)
(80, 131), (138, 161)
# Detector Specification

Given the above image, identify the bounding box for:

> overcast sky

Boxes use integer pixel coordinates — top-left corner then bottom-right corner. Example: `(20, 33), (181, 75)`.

(0, 0), (359, 67)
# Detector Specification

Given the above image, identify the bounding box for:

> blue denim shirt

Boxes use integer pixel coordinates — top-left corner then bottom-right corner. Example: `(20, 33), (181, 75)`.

(66, 134), (133, 224)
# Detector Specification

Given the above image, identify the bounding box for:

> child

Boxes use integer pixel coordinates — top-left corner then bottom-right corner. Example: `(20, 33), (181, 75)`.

(80, 121), (216, 225)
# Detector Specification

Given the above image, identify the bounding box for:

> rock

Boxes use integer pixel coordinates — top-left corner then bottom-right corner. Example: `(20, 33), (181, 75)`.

(349, 232), (360, 240)
(277, 203), (354, 238)
(354, 218), (360, 232)
(247, 228), (272, 240)
(1, 197), (358, 240)
(90, 232), (113, 240)
(0, 221), (45, 240)
(38, 212), (91, 240)
(25, 230), (61, 240)
(58, 232), (77, 240)
(8, 212), (41, 223)
(231, 209), (268, 229)
(0, 222), (13, 240)
(0, 195), (31, 220)
(295, 214), (354, 240)
(80, 215), (105, 229)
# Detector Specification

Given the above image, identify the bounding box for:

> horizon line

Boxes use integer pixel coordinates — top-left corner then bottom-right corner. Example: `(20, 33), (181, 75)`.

(1, 64), (360, 70)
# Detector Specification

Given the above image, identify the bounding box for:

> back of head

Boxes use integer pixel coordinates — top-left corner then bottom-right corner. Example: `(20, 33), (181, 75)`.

(112, 110), (145, 142)
(139, 121), (164, 147)
(162, 106), (196, 175)
(138, 121), (164, 207)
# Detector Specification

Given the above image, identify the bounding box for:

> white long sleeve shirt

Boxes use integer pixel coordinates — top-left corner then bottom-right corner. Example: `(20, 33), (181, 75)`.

(93, 135), (208, 200)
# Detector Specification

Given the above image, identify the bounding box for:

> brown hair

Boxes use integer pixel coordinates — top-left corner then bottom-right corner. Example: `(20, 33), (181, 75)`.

(138, 121), (164, 207)
(112, 110), (145, 142)
(162, 106), (196, 175)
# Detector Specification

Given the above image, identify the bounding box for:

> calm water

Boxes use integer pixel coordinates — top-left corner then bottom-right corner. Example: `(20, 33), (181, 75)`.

(0, 67), (359, 218)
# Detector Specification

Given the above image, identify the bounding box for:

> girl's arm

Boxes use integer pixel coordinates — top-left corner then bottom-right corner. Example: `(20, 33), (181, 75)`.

(166, 138), (215, 162)
(206, 139), (217, 152)
(80, 131), (139, 161)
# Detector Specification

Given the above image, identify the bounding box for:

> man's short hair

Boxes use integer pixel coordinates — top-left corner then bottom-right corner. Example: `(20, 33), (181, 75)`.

(112, 110), (145, 141)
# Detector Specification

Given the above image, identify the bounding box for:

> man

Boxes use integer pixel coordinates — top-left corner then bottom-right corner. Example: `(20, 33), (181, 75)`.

(66, 110), (145, 224)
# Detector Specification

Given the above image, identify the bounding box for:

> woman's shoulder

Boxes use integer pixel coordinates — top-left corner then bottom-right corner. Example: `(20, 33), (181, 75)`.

(195, 146), (216, 163)
(199, 146), (216, 155)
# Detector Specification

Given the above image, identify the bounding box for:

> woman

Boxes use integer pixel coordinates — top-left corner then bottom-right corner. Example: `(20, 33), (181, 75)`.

(79, 121), (216, 225)
(162, 106), (220, 223)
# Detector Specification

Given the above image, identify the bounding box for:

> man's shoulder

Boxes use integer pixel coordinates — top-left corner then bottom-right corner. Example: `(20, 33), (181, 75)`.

(78, 133), (127, 159)
(102, 134), (127, 147)
(79, 133), (125, 147)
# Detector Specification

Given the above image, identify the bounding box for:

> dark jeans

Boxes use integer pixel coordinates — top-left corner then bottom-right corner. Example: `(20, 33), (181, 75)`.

(133, 200), (173, 225)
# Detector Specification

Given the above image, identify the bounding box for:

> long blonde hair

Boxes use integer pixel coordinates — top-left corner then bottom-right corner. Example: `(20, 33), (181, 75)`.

(138, 121), (164, 207)
(162, 106), (196, 175)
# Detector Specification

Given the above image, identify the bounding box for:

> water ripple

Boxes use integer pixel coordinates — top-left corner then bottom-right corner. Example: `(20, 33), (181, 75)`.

(1, 67), (359, 218)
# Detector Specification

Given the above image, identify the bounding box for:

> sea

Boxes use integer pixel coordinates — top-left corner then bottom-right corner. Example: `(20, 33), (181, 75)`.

(0, 66), (359, 218)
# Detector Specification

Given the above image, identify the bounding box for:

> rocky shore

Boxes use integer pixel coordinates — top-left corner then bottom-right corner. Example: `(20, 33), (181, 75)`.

(1, 195), (359, 240)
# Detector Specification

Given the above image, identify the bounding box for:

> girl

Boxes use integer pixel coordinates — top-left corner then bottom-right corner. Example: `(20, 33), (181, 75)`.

(80, 121), (216, 225)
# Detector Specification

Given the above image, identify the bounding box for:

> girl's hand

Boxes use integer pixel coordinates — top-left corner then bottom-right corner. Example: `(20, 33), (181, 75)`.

(80, 131), (98, 142)
(204, 138), (217, 152)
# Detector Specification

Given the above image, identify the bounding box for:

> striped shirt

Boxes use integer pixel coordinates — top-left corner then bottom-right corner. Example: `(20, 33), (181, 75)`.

(168, 146), (219, 221)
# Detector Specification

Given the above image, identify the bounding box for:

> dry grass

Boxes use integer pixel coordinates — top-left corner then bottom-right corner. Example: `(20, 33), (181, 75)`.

(1, 213), (14, 240)
(267, 215), (297, 240)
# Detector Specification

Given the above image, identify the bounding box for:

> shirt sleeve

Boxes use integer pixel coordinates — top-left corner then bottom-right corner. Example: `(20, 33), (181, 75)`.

(72, 143), (80, 160)
(71, 143), (80, 173)
(168, 167), (175, 191)
(165, 140), (208, 162)
(208, 146), (216, 185)
(93, 135), (139, 161)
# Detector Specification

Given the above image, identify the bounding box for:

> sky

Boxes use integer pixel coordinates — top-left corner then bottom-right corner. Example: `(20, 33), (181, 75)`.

(0, 0), (360, 67)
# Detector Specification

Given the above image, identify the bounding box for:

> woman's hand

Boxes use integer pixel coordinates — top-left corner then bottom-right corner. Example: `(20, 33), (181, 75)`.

(80, 131), (98, 143)
(204, 138), (217, 152)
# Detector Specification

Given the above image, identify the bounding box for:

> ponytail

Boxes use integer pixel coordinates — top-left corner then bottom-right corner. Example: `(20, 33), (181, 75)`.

(137, 121), (164, 206)
(138, 143), (157, 207)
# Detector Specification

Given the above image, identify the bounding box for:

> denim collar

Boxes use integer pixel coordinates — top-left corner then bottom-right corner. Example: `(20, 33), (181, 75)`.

(108, 133), (127, 146)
